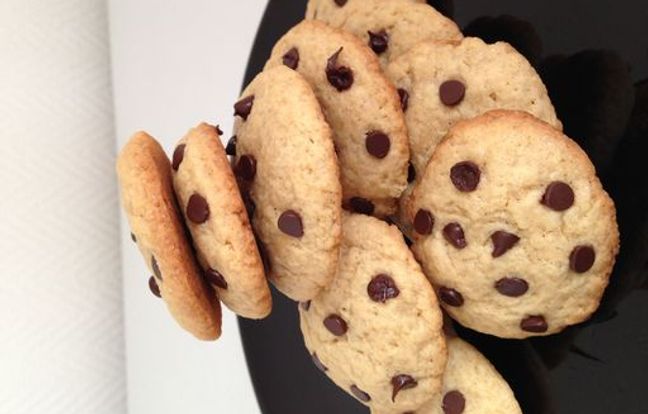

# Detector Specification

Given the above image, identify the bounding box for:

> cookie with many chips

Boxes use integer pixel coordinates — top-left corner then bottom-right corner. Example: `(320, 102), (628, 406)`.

(408, 110), (619, 338)
(265, 20), (410, 217)
(117, 131), (221, 340)
(171, 123), (272, 319)
(300, 213), (446, 413)
(233, 66), (342, 301)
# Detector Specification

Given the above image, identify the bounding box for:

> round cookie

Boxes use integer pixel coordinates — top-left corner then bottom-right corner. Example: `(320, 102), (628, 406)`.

(116, 131), (221, 340)
(265, 20), (409, 217)
(233, 66), (342, 301)
(408, 110), (619, 338)
(171, 123), (272, 319)
(412, 337), (522, 414)
(305, 0), (462, 68)
(385, 37), (562, 176)
(299, 213), (447, 413)
(306, 0), (425, 21)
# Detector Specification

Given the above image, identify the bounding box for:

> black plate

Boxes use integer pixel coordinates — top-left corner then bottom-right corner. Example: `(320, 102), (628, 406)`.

(239, 1), (648, 413)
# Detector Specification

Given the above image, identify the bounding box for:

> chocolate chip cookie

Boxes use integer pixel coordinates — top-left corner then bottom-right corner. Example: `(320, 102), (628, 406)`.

(117, 131), (221, 340)
(300, 213), (447, 412)
(414, 337), (522, 414)
(265, 20), (410, 217)
(233, 66), (342, 301)
(306, 0), (462, 67)
(408, 110), (619, 338)
(306, 0), (425, 22)
(171, 123), (272, 319)
(385, 37), (561, 176)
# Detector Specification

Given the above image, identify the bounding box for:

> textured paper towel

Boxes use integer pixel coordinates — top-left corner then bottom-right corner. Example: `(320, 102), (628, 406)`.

(0, 1), (126, 413)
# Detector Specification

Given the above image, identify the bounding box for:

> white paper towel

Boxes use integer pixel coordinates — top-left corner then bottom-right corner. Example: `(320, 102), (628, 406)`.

(0, 0), (267, 412)
(0, 1), (126, 413)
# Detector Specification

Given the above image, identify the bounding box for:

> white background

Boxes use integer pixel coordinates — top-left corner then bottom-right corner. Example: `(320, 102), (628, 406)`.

(109, 1), (268, 414)
(1, 0), (269, 413)
(1, 1), (125, 413)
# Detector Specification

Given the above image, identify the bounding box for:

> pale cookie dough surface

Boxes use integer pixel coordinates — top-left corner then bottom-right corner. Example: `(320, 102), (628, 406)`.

(409, 111), (619, 339)
(414, 337), (522, 414)
(385, 37), (561, 176)
(233, 66), (342, 301)
(306, 0), (462, 68)
(171, 123), (272, 319)
(300, 213), (447, 413)
(265, 20), (409, 217)
(117, 132), (221, 340)
(306, 0), (425, 21)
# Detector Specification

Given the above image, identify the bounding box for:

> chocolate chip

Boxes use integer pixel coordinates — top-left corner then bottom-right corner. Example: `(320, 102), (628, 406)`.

(439, 287), (464, 307)
(365, 131), (391, 158)
(570, 245), (596, 273)
(450, 161), (480, 192)
(334, 0), (347, 6)
(367, 274), (400, 303)
(215, 125), (223, 135)
(521, 315), (548, 333)
(300, 300), (311, 311)
(439, 80), (466, 106)
(234, 95), (254, 120)
(148, 276), (161, 298)
(151, 256), (162, 280)
(323, 314), (348, 336)
(443, 223), (467, 249)
(398, 88), (409, 112)
(172, 143), (186, 171)
(225, 136), (237, 156)
(236, 155), (256, 181)
(350, 385), (371, 402)
(407, 162), (416, 183)
(391, 375), (417, 402)
(130, 232), (137, 242)
(442, 390), (465, 414)
(368, 30), (389, 55)
(278, 210), (304, 238)
(186, 193), (210, 224)
(349, 197), (375, 215)
(282, 47), (300, 70)
(205, 268), (228, 289)
(491, 231), (520, 257)
(541, 181), (574, 211)
(414, 209), (434, 235)
(312, 353), (328, 372)
(495, 277), (529, 297)
(326, 48), (354, 92)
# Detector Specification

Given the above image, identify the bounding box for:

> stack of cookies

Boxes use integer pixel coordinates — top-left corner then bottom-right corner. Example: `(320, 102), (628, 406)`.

(116, 0), (620, 412)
